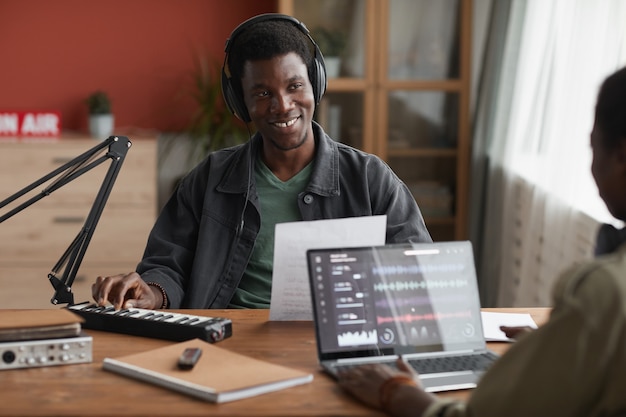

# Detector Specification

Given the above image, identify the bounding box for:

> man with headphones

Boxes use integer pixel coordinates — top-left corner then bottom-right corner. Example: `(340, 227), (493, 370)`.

(91, 14), (432, 310)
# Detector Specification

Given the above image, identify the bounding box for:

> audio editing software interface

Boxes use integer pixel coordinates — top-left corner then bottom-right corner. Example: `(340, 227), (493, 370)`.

(309, 243), (485, 356)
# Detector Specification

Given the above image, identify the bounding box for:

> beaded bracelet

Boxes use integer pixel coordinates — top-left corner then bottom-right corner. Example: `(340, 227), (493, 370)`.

(379, 375), (418, 411)
(146, 282), (168, 309)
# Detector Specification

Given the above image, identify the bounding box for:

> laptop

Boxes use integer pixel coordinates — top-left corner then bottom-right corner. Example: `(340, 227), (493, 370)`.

(306, 240), (498, 393)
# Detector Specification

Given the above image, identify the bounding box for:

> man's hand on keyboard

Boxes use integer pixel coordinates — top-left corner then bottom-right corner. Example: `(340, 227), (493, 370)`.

(337, 358), (436, 417)
(92, 272), (161, 311)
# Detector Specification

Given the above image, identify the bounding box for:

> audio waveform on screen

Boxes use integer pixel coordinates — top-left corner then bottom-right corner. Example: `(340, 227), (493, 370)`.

(372, 263), (464, 276)
(374, 293), (471, 309)
(337, 329), (378, 346)
(376, 310), (472, 325)
(373, 279), (469, 292)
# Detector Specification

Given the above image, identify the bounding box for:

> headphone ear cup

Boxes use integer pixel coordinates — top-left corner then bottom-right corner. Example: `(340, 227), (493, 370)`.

(221, 68), (251, 123)
(312, 52), (327, 104)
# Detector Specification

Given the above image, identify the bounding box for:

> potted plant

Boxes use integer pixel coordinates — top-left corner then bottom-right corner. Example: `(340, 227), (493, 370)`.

(85, 90), (114, 139)
(185, 54), (247, 159)
(311, 27), (347, 78)
(158, 52), (248, 208)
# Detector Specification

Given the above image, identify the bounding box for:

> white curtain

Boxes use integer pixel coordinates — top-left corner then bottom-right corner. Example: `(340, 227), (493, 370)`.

(473, 0), (626, 307)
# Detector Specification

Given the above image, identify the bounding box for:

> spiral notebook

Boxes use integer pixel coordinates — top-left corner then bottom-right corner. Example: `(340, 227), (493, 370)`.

(306, 240), (498, 392)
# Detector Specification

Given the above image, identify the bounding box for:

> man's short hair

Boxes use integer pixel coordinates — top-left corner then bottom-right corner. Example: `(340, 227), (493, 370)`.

(226, 19), (316, 95)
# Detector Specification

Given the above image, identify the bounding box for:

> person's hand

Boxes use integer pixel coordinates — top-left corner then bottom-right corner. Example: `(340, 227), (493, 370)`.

(500, 325), (534, 340)
(338, 361), (407, 409)
(92, 272), (160, 310)
(337, 357), (435, 417)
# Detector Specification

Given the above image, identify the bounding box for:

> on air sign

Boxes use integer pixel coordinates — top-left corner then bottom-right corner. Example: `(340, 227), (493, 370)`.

(0, 111), (61, 137)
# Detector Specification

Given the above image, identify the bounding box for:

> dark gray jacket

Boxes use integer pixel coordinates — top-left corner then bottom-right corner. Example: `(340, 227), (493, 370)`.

(139, 123), (432, 308)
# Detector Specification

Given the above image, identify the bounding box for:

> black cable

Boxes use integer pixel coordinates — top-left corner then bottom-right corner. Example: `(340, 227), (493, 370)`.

(236, 125), (254, 238)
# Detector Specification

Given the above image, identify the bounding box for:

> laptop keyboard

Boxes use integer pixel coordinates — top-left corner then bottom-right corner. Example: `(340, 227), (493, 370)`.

(332, 351), (498, 375)
(405, 351), (498, 374)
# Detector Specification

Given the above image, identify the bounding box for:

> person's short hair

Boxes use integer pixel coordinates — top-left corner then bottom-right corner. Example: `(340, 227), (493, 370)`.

(228, 19), (315, 87)
(595, 66), (626, 149)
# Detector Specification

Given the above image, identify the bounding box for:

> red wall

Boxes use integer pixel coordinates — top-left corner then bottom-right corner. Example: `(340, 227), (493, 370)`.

(0, 0), (276, 133)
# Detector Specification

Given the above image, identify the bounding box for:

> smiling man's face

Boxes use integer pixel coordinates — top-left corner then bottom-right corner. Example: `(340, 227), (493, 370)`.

(241, 52), (315, 152)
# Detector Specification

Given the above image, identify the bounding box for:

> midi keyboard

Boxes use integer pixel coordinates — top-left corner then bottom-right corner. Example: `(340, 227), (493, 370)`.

(67, 303), (233, 343)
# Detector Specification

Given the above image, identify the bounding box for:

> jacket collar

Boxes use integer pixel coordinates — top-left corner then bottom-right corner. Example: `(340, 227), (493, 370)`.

(595, 223), (626, 256)
(307, 122), (340, 197)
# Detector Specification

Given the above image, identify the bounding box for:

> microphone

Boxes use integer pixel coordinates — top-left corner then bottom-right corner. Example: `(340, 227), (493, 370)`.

(0, 136), (131, 306)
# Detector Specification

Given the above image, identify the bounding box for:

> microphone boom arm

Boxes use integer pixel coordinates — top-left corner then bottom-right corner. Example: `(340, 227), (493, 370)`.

(0, 136), (132, 306)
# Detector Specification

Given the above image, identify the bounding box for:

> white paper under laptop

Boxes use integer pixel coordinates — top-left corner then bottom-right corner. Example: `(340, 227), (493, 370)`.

(306, 241), (499, 393)
(269, 215), (386, 321)
(481, 311), (538, 342)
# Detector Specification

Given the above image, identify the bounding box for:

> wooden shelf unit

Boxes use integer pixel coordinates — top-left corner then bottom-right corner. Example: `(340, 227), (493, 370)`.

(279, 0), (472, 241)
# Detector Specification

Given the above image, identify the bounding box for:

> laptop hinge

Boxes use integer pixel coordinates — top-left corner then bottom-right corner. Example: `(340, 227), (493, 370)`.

(334, 356), (398, 365)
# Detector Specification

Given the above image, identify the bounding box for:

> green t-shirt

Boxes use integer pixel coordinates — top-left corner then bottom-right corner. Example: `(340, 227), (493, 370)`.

(228, 158), (312, 309)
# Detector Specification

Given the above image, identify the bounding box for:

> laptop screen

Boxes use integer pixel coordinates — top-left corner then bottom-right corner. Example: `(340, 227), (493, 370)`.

(307, 241), (486, 361)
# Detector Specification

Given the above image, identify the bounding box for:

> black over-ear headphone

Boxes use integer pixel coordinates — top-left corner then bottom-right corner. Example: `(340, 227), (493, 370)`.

(221, 13), (327, 123)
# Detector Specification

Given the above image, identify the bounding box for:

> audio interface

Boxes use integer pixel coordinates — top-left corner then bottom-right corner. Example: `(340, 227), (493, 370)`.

(0, 334), (92, 370)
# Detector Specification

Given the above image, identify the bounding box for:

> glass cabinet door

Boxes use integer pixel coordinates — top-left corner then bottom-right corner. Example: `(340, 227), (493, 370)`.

(386, 91), (459, 150)
(292, 0), (367, 79)
(290, 0), (373, 152)
(381, 0), (464, 241)
(387, 0), (460, 81)
(315, 92), (365, 150)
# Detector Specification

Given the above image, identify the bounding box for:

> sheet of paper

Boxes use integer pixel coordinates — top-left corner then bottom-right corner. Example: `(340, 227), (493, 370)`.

(481, 311), (539, 342)
(269, 215), (386, 321)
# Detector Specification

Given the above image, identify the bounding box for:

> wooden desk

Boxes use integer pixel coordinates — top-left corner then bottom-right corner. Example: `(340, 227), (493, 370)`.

(0, 308), (550, 417)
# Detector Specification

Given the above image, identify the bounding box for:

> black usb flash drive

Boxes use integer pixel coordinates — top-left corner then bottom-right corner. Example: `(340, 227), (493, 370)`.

(177, 347), (202, 370)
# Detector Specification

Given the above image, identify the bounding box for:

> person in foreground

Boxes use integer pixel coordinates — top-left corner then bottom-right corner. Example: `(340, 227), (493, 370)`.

(337, 66), (626, 417)
(91, 14), (431, 310)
